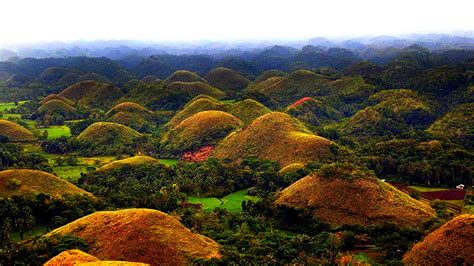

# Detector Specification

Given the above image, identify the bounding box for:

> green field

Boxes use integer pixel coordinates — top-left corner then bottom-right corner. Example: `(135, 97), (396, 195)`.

(0, 101), (28, 112)
(38, 125), (72, 139)
(1, 113), (22, 119)
(10, 225), (48, 243)
(159, 158), (178, 166)
(52, 165), (89, 181)
(188, 188), (261, 212)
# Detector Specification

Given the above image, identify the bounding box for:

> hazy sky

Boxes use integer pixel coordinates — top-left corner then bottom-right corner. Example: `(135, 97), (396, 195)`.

(0, 0), (473, 46)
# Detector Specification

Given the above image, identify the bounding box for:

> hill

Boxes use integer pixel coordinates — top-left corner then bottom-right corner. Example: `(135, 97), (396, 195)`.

(275, 163), (435, 227)
(168, 81), (225, 99)
(56, 72), (81, 87)
(162, 110), (243, 152)
(45, 249), (150, 266)
(40, 94), (75, 106)
(36, 67), (76, 85)
(212, 112), (333, 167)
(58, 80), (123, 108)
(97, 156), (160, 172)
(105, 102), (153, 116)
(0, 119), (35, 142)
(286, 97), (342, 127)
(228, 99), (272, 124)
(204, 67), (250, 91)
(0, 169), (93, 198)
(164, 70), (208, 84)
(428, 103), (473, 148)
(166, 97), (225, 129)
(141, 75), (158, 83)
(37, 99), (77, 114)
(77, 122), (142, 155)
(403, 215), (474, 265)
(45, 209), (221, 265)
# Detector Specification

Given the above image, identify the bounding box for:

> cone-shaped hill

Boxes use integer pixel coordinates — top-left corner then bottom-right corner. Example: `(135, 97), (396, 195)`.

(403, 215), (474, 265)
(77, 122), (142, 155)
(165, 70), (208, 84)
(275, 163), (435, 227)
(253, 69), (288, 83)
(45, 209), (221, 265)
(161, 110), (243, 152)
(105, 102), (155, 132)
(0, 169), (94, 198)
(227, 99), (271, 124)
(40, 93), (75, 105)
(428, 103), (473, 148)
(105, 102), (153, 116)
(97, 156), (160, 172)
(286, 97), (342, 126)
(168, 81), (225, 99)
(204, 67), (250, 91)
(212, 112), (333, 167)
(166, 97), (226, 129)
(58, 80), (123, 108)
(37, 99), (77, 114)
(0, 119), (35, 142)
(45, 249), (150, 265)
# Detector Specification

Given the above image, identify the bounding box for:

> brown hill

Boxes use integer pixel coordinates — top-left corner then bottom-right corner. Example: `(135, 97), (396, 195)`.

(77, 122), (141, 149)
(0, 119), (35, 142)
(212, 112), (333, 167)
(45, 249), (149, 265)
(105, 102), (152, 117)
(168, 81), (225, 99)
(162, 110), (243, 152)
(164, 70), (207, 84)
(45, 209), (220, 265)
(58, 80), (123, 108)
(403, 215), (474, 265)
(166, 97), (225, 129)
(204, 67), (250, 91)
(37, 99), (77, 114)
(275, 163), (435, 227)
(97, 156), (160, 172)
(40, 94), (75, 105)
(228, 99), (271, 124)
(0, 169), (93, 198)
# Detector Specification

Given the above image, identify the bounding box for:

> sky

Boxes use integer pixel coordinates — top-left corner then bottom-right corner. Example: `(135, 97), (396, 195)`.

(0, 0), (473, 47)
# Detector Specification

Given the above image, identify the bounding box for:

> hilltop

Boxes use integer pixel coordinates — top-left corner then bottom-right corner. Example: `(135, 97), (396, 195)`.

(403, 215), (474, 265)
(0, 169), (93, 198)
(77, 122), (142, 155)
(227, 99), (271, 124)
(58, 80), (123, 108)
(164, 70), (208, 84)
(166, 96), (225, 129)
(45, 209), (221, 265)
(212, 112), (333, 167)
(37, 99), (77, 114)
(40, 94), (75, 105)
(286, 97), (342, 126)
(428, 103), (473, 148)
(204, 67), (250, 91)
(275, 163), (435, 227)
(97, 156), (160, 172)
(162, 110), (243, 152)
(168, 81), (225, 99)
(45, 249), (150, 265)
(0, 119), (36, 142)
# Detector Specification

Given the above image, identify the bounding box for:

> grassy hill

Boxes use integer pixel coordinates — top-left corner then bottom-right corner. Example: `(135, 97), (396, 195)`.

(212, 112), (333, 167)
(403, 215), (474, 265)
(97, 156), (160, 172)
(165, 70), (208, 84)
(45, 249), (149, 266)
(105, 102), (155, 131)
(37, 99), (77, 114)
(45, 209), (221, 265)
(77, 122), (142, 155)
(162, 110), (243, 152)
(275, 163), (435, 227)
(204, 67), (250, 91)
(428, 103), (473, 148)
(40, 94), (75, 106)
(0, 119), (36, 142)
(106, 101), (153, 116)
(286, 97), (342, 127)
(228, 99), (271, 124)
(58, 80), (123, 108)
(166, 97), (226, 129)
(168, 81), (225, 99)
(0, 169), (94, 198)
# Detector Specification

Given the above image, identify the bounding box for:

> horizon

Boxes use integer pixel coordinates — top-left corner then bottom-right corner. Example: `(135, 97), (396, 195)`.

(1, 0), (473, 49)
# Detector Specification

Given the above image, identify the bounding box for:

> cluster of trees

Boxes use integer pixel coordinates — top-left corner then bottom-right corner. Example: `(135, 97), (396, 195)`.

(0, 142), (50, 171)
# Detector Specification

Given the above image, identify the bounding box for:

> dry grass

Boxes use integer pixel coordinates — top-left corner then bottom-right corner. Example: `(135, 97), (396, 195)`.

(403, 215), (474, 265)
(275, 167), (435, 227)
(166, 98), (226, 129)
(228, 99), (271, 124)
(77, 122), (142, 146)
(37, 99), (77, 114)
(45, 209), (221, 265)
(212, 112), (333, 167)
(168, 81), (225, 99)
(97, 156), (160, 172)
(164, 70), (207, 84)
(40, 94), (75, 105)
(0, 119), (36, 142)
(0, 169), (94, 198)
(58, 80), (123, 108)
(45, 249), (150, 265)
(278, 163), (305, 174)
(204, 67), (250, 91)
(162, 110), (243, 152)
(105, 102), (152, 117)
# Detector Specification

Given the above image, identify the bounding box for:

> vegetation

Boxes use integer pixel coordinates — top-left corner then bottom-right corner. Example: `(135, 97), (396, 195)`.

(204, 67), (250, 91)
(0, 119), (36, 142)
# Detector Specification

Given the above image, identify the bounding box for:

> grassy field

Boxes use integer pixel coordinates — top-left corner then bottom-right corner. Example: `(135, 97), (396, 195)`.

(38, 125), (72, 139)
(188, 188), (261, 212)
(1, 113), (22, 119)
(159, 158), (178, 166)
(409, 186), (450, 192)
(10, 225), (48, 243)
(0, 101), (28, 112)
